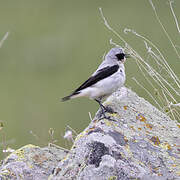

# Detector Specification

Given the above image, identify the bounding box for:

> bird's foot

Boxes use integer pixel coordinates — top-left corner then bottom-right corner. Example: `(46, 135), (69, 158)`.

(99, 113), (116, 121)
(99, 107), (117, 121)
(103, 106), (117, 114)
(95, 99), (117, 121)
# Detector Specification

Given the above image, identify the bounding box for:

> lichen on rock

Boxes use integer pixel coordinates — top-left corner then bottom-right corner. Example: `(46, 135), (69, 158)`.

(0, 144), (67, 180)
(51, 87), (180, 180)
(0, 87), (180, 180)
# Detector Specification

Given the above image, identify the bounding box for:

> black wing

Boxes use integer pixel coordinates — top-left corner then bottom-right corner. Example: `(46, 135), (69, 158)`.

(72, 65), (119, 94)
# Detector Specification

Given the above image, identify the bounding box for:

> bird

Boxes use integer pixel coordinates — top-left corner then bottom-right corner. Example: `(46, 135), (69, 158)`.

(62, 47), (129, 119)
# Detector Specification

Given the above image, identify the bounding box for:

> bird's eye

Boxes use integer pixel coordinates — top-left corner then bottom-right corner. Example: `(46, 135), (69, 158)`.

(115, 53), (125, 61)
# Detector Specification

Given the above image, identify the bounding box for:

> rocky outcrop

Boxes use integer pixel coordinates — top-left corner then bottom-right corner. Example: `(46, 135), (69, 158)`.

(0, 87), (180, 180)
(0, 144), (67, 180)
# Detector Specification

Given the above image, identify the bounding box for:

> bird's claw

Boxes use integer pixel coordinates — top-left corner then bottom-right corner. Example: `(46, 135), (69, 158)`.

(99, 107), (117, 121)
(99, 114), (116, 121)
(103, 106), (117, 114)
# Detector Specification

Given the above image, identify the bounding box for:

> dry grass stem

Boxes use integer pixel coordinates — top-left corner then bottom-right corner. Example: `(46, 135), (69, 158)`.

(99, 4), (180, 121)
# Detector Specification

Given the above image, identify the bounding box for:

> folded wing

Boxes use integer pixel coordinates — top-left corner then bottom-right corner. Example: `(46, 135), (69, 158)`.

(73, 64), (119, 93)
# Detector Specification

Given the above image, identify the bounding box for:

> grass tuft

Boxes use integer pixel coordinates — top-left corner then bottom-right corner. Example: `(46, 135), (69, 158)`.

(99, 2), (180, 121)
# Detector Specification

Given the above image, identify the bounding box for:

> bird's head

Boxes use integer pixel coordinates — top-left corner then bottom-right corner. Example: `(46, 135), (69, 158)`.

(106, 47), (130, 64)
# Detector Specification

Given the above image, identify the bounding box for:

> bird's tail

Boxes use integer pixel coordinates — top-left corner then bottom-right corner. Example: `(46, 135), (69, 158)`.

(61, 92), (80, 102)
(61, 95), (72, 102)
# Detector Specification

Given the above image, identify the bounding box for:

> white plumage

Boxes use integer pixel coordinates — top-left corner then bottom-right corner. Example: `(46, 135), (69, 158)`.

(62, 47), (128, 116)
(73, 63), (125, 100)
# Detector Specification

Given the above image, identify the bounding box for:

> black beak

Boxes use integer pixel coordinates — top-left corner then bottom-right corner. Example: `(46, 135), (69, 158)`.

(125, 54), (131, 58)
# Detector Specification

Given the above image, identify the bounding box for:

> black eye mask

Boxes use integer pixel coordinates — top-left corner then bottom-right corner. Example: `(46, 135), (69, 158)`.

(115, 53), (125, 61)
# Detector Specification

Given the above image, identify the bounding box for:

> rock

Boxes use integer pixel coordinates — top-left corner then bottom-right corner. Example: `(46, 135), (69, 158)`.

(51, 87), (180, 180)
(0, 144), (67, 180)
(0, 87), (179, 180)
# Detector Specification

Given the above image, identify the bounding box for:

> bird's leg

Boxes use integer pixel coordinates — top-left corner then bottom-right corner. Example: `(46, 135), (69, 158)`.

(95, 99), (116, 121)
(95, 99), (106, 112)
(95, 99), (115, 113)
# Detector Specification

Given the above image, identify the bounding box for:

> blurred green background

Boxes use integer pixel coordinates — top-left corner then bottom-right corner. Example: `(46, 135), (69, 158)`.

(0, 0), (179, 153)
